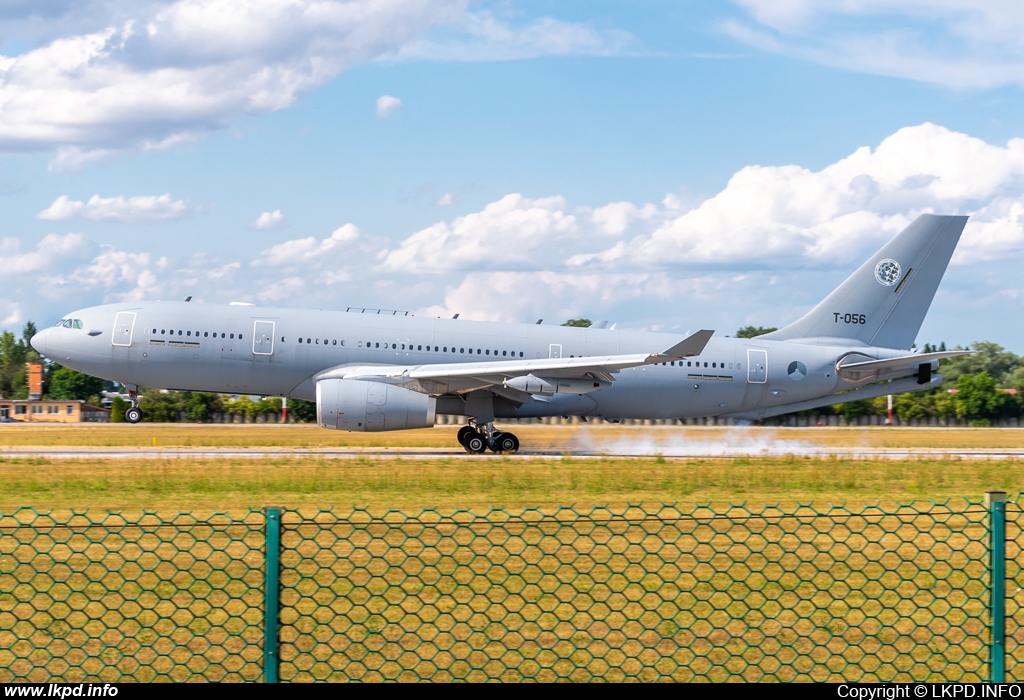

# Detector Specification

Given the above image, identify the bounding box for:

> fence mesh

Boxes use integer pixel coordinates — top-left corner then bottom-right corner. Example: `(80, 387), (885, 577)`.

(1006, 500), (1024, 679)
(278, 501), (990, 682)
(0, 509), (266, 682)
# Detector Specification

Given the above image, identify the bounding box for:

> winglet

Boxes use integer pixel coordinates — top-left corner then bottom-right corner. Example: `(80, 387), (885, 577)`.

(657, 330), (714, 359)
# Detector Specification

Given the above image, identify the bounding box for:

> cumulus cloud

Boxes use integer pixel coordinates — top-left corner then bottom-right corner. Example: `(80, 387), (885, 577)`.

(255, 224), (359, 266)
(0, 1), (640, 164)
(37, 194), (191, 222)
(9, 123), (1024, 347)
(376, 95), (402, 117)
(381, 194), (578, 273)
(253, 210), (286, 230)
(0, 0), (465, 160)
(728, 0), (1024, 89)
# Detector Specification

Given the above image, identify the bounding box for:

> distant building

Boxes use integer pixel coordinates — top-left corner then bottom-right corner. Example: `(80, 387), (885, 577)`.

(27, 364), (42, 400)
(0, 399), (109, 423)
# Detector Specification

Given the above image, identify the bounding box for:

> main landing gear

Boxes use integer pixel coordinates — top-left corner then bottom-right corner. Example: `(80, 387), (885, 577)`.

(457, 423), (520, 454)
(124, 384), (142, 424)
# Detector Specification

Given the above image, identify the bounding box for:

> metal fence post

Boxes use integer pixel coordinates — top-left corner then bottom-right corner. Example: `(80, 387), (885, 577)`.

(264, 506), (282, 683)
(987, 491), (1006, 683)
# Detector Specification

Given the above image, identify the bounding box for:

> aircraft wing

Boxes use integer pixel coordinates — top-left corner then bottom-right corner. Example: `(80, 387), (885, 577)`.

(836, 350), (970, 383)
(313, 330), (714, 398)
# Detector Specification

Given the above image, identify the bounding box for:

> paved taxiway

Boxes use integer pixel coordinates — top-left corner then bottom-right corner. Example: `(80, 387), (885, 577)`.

(3, 446), (1024, 459)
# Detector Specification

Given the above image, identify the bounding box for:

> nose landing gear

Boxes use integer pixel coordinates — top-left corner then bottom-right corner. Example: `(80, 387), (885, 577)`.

(124, 384), (143, 424)
(456, 422), (520, 454)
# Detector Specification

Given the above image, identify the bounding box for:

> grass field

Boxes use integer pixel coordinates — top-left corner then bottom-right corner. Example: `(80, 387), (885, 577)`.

(0, 424), (1014, 682)
(0, 453), (1019, 511)
(0, 424), (1021, 511)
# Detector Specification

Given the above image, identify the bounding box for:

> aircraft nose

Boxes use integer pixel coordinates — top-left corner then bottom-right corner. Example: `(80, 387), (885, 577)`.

(30, 328), (51, 356)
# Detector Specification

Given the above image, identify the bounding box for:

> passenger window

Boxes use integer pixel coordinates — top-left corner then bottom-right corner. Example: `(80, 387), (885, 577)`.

(443, 347), (447, 352)
(375, 343), (379, 348)
(485, 349), (490, 355)
(333, 340), (337, 345)
(179, 330), (183, 336)
(460, 348), (464, 353)
(282, 337), (286, 342)
(307, 338), (312, 344)
(221, 333), (226, 338)
(299, 338), (303, 343)
(204, 332), (208, 337)
(503, 351), (507, 356)
(187, 331), (191, 337)
(418, 345), (422, 351)
(341, 340), (345, 346)
(712, 362), (716, 368)
(703, 362), (708, 367)
(519, 352), (524, 357)
(315, 339), (319, 344)
(323, 339), (327, 345)
(239, 335), (243, 340)
(230, 333), (235, 339)
(161, 330), (165, 335)
(357, 341), (362, 347)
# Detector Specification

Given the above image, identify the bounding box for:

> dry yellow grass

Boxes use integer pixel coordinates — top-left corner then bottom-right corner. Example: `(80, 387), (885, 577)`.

(0, 453), (1019, 512)
(2, 422), (1024, 449)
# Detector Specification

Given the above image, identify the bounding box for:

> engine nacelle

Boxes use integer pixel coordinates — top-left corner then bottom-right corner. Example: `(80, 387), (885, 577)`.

(504, 374), (611, 395)
(316, 379), (436, 432)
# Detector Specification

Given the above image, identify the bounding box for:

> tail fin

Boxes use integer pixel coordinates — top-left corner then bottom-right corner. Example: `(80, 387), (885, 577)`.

(761, 214), (968, 349)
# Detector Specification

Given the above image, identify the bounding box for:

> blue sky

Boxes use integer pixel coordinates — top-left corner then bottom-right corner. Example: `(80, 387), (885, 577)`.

(3, 0), (1024, 351)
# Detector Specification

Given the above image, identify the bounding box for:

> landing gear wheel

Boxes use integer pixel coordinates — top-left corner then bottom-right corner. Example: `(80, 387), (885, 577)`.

(491, 432), (520, 454)
(457, 425), (476, 447)
(125, 407), (142, 424)
(463, 431), (487, 454)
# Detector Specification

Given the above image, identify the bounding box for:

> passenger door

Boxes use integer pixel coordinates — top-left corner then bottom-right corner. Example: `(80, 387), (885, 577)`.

(111, 312), (136, 347)
(252, 320), (275, 356)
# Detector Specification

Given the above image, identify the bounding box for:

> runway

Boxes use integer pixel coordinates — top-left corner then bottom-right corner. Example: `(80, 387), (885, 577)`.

(3, 446), (1024, 460)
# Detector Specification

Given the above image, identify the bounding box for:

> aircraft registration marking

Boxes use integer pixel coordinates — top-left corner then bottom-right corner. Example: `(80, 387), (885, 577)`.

(833, 313), (867, 324)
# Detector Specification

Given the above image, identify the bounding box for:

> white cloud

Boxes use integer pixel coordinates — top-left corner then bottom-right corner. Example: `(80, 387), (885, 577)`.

(388, 10), (638, 61)
(376, 95), (402, 118)
(255, 223), (359, 266)
(436, 192), (454, 206)
(37, 194), (191, 222)
(253, 210), (286, 230)
(728, 0), (1024, 89)
(0, 232), (86, 274)
(381, 193), (578, 273)
(0, 0), (467, 160)
(0, 1), (640, 163)
(1, 302), (21, 327)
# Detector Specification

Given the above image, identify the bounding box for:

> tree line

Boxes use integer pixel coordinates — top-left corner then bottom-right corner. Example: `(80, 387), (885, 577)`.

(4, 319), (1024, 425)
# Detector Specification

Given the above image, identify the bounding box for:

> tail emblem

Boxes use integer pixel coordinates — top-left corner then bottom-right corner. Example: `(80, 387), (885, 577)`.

(874, 259), (901, 286)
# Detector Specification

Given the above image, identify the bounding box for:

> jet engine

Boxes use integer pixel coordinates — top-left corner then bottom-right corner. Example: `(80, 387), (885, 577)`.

(316, 378), (436, 432)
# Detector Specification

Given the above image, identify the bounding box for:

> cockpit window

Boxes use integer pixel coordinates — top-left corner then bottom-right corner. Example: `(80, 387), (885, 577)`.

(56, 318), (84, 329)
(73, 320), (82, 329)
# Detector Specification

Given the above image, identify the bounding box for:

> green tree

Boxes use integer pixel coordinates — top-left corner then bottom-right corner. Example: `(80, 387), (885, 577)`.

(952, 372), (1013, 422)
(109, 396), (128, 423)
(139, 391), (185, 422)
(289, 398), (317, 423)
(561, 319), (592, 327)
(184, 392), (222, 422)
(736, 326), (778, 339)
(939, 342), (1020, 386)
(48, 367), (106, 400)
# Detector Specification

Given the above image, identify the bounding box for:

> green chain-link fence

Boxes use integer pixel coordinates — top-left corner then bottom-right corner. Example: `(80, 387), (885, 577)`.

(1, 496), (1020, 682)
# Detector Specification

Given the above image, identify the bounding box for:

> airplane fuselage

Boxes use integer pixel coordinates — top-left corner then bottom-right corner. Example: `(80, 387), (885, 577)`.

(33, 300), (911, 421)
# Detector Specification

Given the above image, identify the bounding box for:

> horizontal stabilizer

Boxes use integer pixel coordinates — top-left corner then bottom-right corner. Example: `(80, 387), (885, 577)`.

(837, 350), (970, 383)
(660, 330), (714, 359)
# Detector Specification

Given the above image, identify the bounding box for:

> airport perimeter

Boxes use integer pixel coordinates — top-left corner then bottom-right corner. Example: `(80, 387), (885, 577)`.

(1, 495), (1021, 683)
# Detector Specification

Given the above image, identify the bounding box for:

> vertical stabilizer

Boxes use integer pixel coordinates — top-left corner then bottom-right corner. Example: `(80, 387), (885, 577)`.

(761, 214), (967, 349)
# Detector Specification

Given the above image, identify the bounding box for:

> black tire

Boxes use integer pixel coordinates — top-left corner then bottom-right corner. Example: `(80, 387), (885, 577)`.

(494, 432), (519, 454)
(464, 432), (487, 454)
(125, 407), (142, 424)
(457, 425), (475, 447)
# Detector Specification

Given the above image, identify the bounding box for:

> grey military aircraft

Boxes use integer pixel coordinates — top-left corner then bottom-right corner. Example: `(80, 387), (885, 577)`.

(31, 214), (969, 453)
